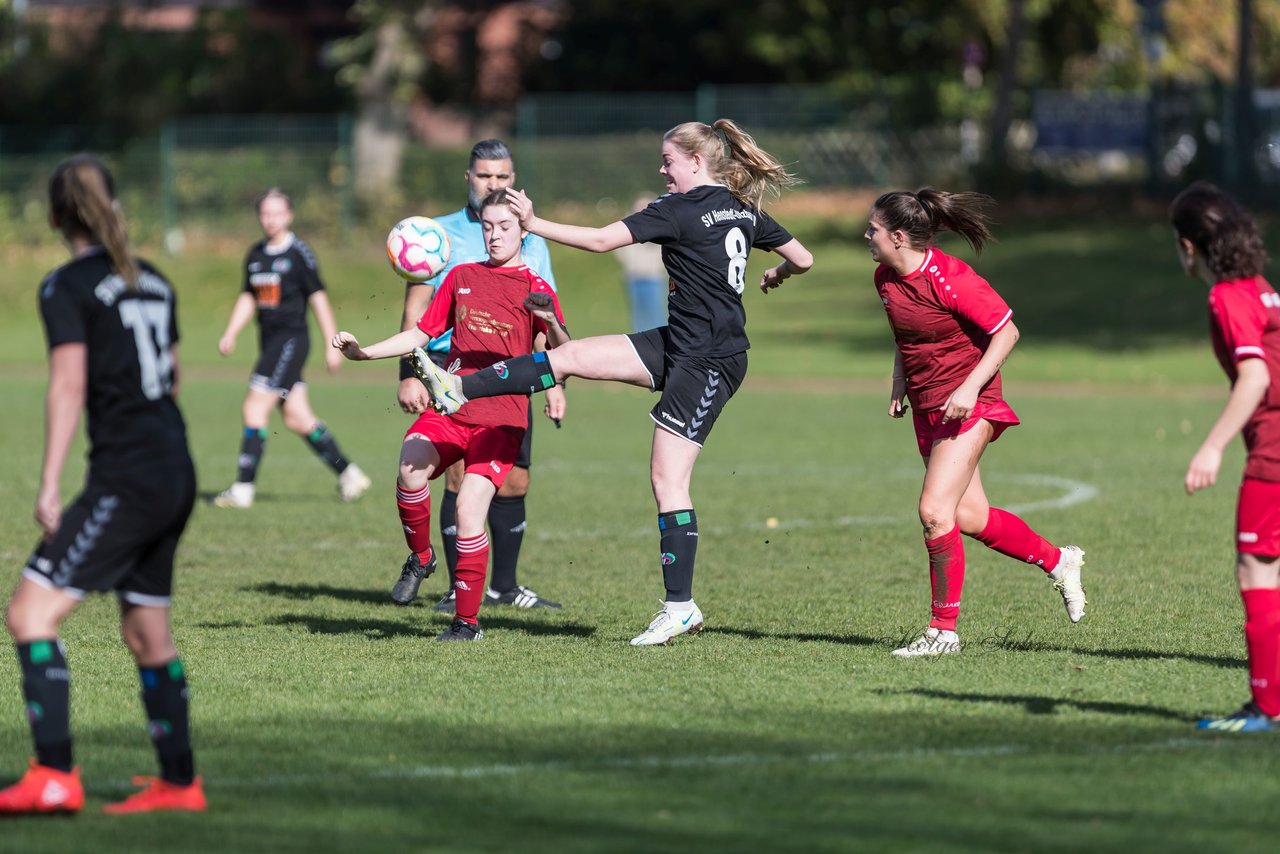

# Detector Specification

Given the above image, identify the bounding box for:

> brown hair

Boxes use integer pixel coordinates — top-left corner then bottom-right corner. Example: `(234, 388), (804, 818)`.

(1170, 181), (1268, 280)
(49, 154), (139, 289)
(256, 187), (292, 213)
(872, 188), (995, 255)
(664, 118), (799, 208)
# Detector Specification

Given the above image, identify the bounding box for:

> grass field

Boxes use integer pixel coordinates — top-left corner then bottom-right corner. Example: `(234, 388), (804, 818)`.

(1, 211), (1279, 851)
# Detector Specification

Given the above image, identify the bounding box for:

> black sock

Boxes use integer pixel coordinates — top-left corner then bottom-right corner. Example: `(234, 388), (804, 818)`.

(460, 351), (556, 399)
(17, 640), (73, 772)
(487, 495), (527, 593)
(138, 659), (195, 786)
(236, 427), (268, 483)
(658, 509), (698, 602)
(305, 422), (349, 475)
(439, 489), (459, 586)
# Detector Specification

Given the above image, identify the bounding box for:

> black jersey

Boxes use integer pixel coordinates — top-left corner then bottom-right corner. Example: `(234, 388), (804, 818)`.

(38, 248), (188, 473)
(242, 233), (325, 342)
(622, 185), (792, 358)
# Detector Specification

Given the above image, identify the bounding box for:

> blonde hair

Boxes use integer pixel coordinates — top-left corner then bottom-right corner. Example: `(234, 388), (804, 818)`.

(49, 155), (139, 290)
(664, 118), (799, 209)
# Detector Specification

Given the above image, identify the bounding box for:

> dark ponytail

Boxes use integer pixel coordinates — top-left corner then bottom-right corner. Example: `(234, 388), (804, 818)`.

(1170, 181), (1268, 281)
(872, 187), (995, 255)
(49, 154), (140, 290)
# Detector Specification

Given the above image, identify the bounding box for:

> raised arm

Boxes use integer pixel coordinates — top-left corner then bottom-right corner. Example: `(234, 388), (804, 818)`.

(507, 188), (634, 253)
(333, 327), (431, 363)
(760, 238), (814, 292)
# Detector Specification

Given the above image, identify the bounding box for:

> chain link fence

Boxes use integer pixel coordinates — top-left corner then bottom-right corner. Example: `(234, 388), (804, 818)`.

(1, 83), (1275, 250)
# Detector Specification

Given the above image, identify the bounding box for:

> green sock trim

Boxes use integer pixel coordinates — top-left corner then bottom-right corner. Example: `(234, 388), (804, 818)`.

(29, 640), (54, 664)
(167, 658), (185, 680)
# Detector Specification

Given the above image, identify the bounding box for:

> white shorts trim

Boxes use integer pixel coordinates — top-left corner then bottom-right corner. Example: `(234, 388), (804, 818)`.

(118, 590), (173, 608)
(624, 336), (658, 391)
(21, 568), (86, 600)
(649, 413), (704, 448)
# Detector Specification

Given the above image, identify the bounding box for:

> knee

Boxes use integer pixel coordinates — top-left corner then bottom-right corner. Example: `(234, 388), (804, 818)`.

(1237, 554), (1280, 590)
(917, 502), (954, 540)
(7, 602), (55, 642)
(283, 411), (314, 435)
(5, 604), (27, 640)
(120, 623), (177, 666)
(398, 461), (429, 491)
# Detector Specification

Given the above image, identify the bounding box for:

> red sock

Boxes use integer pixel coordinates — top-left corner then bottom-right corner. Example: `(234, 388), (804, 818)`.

(972, 507), (1060, 573)
(453, 532), (490, 624)
(1242, 588), (1280, 716)
(926, 526), (965, 632)
(396, 483), (433, 564)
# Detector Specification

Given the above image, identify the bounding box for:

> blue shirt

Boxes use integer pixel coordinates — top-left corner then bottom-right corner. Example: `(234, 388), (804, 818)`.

(422, 206), (557, 353)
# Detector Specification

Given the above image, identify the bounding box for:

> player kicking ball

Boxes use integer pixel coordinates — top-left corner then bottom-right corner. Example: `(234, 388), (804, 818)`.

(332, 191), (569, 640)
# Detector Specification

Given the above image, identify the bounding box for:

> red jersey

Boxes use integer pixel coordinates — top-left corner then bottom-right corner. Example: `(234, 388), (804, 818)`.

(417, 262), (564, 430)
(875, 248), (1013, 411)
(1207, 275), (1280, 482)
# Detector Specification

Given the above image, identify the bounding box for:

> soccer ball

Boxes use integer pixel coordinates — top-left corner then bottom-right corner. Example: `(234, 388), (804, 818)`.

(386, 216), (451, 282)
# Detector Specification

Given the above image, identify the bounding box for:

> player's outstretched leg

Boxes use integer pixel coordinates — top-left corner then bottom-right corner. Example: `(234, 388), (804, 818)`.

(1050, 546), (1087, 623)
(414, 348), (468, 415)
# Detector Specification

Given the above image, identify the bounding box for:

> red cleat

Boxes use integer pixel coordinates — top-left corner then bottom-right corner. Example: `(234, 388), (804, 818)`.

(102, 776), (206, 815)
(0, 759), (84, 815)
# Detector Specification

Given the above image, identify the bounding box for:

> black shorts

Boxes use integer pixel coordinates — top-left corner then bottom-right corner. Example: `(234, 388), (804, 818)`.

(23, 458), (197, 606)
(251, 333), (309, 397)
(627, 327), (747, 447)
(427, 349), (534, 469)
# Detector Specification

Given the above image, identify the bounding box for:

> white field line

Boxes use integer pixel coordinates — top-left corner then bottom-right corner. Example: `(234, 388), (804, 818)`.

(163, 736), (1240, 791)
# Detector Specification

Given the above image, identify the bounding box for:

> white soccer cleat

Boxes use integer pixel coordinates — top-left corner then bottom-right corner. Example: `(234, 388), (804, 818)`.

(891, 627), (961, 658)
(338, 463), (372, 502)
(629, 601), (704, 646)
(211, 482), (254, 509)
(1050, 545), (1087, 623)
(412, 347), (466, 415)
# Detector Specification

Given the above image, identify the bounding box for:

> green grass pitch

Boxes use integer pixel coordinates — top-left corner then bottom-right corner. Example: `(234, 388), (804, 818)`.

(0, 212), (1278, 850)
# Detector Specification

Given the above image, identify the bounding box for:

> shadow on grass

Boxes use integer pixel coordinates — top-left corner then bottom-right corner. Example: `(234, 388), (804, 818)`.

(972, 629), (1243, 669)
(885, 688), (1187, 721)
(267, 612), (596, 640)
(244, 581), (391, 606)
(710, 625), (883, 647)
(269, 613), (433, 639)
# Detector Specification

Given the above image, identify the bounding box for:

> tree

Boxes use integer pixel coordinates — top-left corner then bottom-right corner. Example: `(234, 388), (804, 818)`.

(330, 0), (439, 201)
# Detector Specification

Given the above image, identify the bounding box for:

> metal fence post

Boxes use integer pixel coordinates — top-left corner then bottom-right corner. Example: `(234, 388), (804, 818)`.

(696, 83), (716, 124)
(516, 95), (537, 198)
(338, 112), (354, 241)
(159, 120), (177, 254)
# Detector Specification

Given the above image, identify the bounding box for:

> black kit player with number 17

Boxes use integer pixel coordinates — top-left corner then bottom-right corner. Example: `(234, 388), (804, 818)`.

(0, 155), (204, 816)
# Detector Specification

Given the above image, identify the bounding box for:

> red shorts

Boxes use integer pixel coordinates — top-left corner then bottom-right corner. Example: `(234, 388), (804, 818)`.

(1237, 477), (1280, 556)
(913, 399), (1020, 458)
(405, 410), (523, 488)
